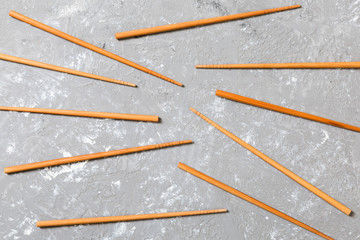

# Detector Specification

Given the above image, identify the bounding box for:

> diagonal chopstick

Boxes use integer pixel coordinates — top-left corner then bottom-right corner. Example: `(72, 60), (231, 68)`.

(189, 107), (351, 215)
(178, 162), (333, 240)
(115, 5), (301, 39)
(0, 53), (136, 87)
(9, 11), (182, 86)
(216, 90), (360, 132)
(5, 140), (192, 173)
(36, 208), (227, 227)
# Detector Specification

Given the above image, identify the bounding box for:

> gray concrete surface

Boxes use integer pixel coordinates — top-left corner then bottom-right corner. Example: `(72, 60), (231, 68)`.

(0, 0), (359, 239)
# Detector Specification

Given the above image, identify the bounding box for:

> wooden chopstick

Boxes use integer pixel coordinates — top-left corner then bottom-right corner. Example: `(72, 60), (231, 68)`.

(115, 5), (301, 39)
(216, 90), (360, 133)
(196, 62), (360, 69)
(190, 108), (351, 215)
(0, 106), (159, 122)
(9, 11), (183, 87)
(36, 208), (227, 227)
(4, 140), (192, 173)
(178, 162), (333, 240)
(0, 53), (136, 87)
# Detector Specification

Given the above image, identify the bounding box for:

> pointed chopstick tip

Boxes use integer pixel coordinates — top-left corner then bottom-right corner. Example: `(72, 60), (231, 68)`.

(215, 209), (228, 213)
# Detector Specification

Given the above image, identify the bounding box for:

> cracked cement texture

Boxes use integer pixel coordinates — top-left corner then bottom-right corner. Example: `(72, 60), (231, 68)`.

(0, 0), (359, 239)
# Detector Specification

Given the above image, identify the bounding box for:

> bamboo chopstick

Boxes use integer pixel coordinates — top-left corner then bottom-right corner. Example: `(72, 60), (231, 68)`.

(36, 208), (227, 227)
(178, 162), (333, 240)
(115, 5), (301, 39)
(9, 11), (182, 87)
(216, 90), (360, 133)
(4, 140), (192, 174)
(0, 106), (159, 122)
(196, 62), (360, 69)
(0, 53), (136, 87)
(190, 108), (351, 215)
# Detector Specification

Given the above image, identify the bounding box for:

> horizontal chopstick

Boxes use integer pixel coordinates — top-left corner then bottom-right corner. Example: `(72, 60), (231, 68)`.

(190, 108), (351, 215)
(196, 62), (360, 69)
(178, 162), (333, 240)
(216, 90), (360, 132)
(4, 140), (192, 173)
(36, 208), (227, 227)
(9, 11), (182, 87)
(0, 53), (136, 87)
(0, 106), (159, 122)
(115, 5), (301, 40)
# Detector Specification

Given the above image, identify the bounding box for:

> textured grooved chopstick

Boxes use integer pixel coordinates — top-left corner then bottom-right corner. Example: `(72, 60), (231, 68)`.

(0, 106), (159, 122)
(190, 108), (351, 215)
(4, 140), (192, 174)
(9, 11), (183, 87)
(196, 62), (360, 69)
(178, 162), (333, 240)
(0, 53), (136, 87)
(216, 90), (360, 132)
(36, 209), (227, 227)
(115, 5), (301, 39)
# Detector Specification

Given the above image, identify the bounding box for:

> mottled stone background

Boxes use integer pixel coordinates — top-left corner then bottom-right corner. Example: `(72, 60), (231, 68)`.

(0, 0), (359, 239)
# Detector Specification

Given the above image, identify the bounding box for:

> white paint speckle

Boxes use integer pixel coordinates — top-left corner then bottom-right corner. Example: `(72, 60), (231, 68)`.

(6, 144), (15, 154)
(20, 217), (35, 236)
(29, 184), (42, 191)
(111, 180), (121, 189)
(113, 222), (127, 237)
(59, 149), (72, 158)
(4, 229), (18, 239)
(81, 135), (96, 145)
(40, 161), (87, 181)
(316, 129), (329, 149)
(58, 0), (87, 17)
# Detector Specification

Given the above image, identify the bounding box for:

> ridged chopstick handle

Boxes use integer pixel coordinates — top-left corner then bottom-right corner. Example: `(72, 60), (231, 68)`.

(4, 140), (193, 173)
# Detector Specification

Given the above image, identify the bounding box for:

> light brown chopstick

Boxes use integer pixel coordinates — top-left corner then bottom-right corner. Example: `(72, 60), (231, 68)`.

(190, 108), (351, 215)
(4, 140), (192, 173)
(115, 5), (301, 40)
(216, 90), (360, 132)
(178, 162), (333, 240)
(9, 11), (182, 87)
(0, 106), (159, 122)
(196, 62), (360, 69)
(36, 208), (227, 227)
(0, 53), (136, 87)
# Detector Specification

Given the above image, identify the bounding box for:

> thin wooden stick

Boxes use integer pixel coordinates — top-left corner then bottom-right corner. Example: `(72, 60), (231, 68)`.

(196, 62), (360, 69)
(0, 53), (136, 87)
(190, 108), (351, 215)
(216, 90), (360, 133)
(0, 106), (159, 122)
(178, 162), (333, 240)
(4, 140), (192, 174)
(36, 208), (227, 227)
(9, 11), (182, 87)
(115, 5), (301, 39)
